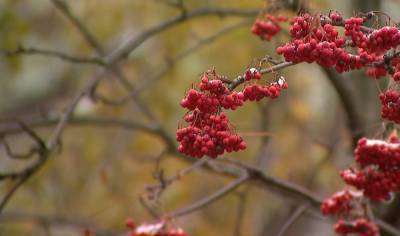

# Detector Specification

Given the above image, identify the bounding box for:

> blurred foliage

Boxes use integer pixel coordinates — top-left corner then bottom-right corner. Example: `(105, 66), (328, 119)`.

(0, 0), (399, 235)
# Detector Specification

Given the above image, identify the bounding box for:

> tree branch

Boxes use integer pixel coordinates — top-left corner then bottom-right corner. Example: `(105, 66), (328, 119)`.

(276, 204), (310, 236)
(228, 62), (295, 91)
(169, 173), (249, 218)
(0, 46), (105, 65)
(94, 20), (252, 105)
(50, 0), (105, 55)
(106, 7), (259, 63)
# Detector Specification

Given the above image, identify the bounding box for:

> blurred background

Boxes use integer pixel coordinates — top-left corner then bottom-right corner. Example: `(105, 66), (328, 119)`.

(0, 0), (399, 235)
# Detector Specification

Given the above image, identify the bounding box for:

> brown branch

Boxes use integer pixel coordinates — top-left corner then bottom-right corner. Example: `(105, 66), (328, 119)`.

(106, 7), (259, 64)
(0, 178), (28, 213)
(0, 46), (105, 65)
(1, 139), (37, 160)
(228, 61), (295, 91)
(233, 191), (248, 236)
(0, 117), (160, 138)
(46, 74), (104, 150)
(94, 20), (252, 105)
(50, 0), (105, 55)
(0, 124), (47, 213)
(0, 121), (47, 182)
(51, 0), (158, 121)
(0, 117), (177, 153)
(139, 194), (161, 220)
(169, 173), (249, 218)
(276, 204), (309, 236)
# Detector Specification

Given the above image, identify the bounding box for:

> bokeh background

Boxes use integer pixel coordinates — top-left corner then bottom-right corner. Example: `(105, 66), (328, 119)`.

(0, 0), (399, 235)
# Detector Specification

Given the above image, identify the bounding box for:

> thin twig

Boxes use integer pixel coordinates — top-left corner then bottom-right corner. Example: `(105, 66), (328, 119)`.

(1, 139), (37, 160)
(95, 20), (252, 105)
(106, 7), (259, 63)
(0, 46), (105, 65)
(0, 117), (159, 137)
(169, 174), (249, 218)
(228, 61), (295, 90)
(233, 191), (248, 236)
(276, 204), (309, 236)
(50, 0), (105, 54)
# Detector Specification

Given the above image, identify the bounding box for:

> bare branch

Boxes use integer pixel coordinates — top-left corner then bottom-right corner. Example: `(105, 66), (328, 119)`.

(0, 46), (105, 65)
(0, 177), (30, 213)
(139, 194), (161, 220)
(1, 139), (37, 160)
(106, 7), (259, 63)
(144, 158), (209, 203)
(94, 20), (252, 105)
(233, 191), (248, 236)
(50, 0), (105, 55)
(276, 204), (309, 236)
(169, 173), (249, 218)
(0, 117), (159, 137)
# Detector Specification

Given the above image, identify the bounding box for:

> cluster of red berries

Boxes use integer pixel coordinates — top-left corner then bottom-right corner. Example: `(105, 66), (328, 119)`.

(319, 135), (400, 235)
(341, 168), (399, 201)
(289, 14), (312, 39)
(334, 219), (380, 236)
(244, 68), (262, 81)
(329, 11), (343, 23)
(177, 69), (288, 158)
(126, 218), (187, 236)
(344, 17), (367, 47)
(275, 12), (400, 80)
(178, 72), (245, 159)
(251, 15), (287, 41)
(243, 78), (288, 101)
(392, 58), (400, 81)
(343, 16), (400, 80)
(320, 190), (379, 235)
(276, 14), (369, 72)
(359, 53), (400, 79)
(345, 18), (400, 54)
(380, 89), (400, 123)
(177, 111), (246, 158)
(355, 138), (400, 169)
(320, 190), (361, 216)
(366, 66), (387, 79)
(339, 137), (400, 201)
(345, 20), (400, 80)
(180, 75), (243, 112)
(366, 26), (400, 52)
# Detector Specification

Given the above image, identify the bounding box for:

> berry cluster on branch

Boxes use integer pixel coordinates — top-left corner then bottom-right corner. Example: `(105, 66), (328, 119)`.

(177, 69), (288, 158)
(380, 89), (400, 123)
(334, 219), (380, 236)
(342, 137), (400, 201)
(251, 14), (288, 41)
(321, 135), (400, 236)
